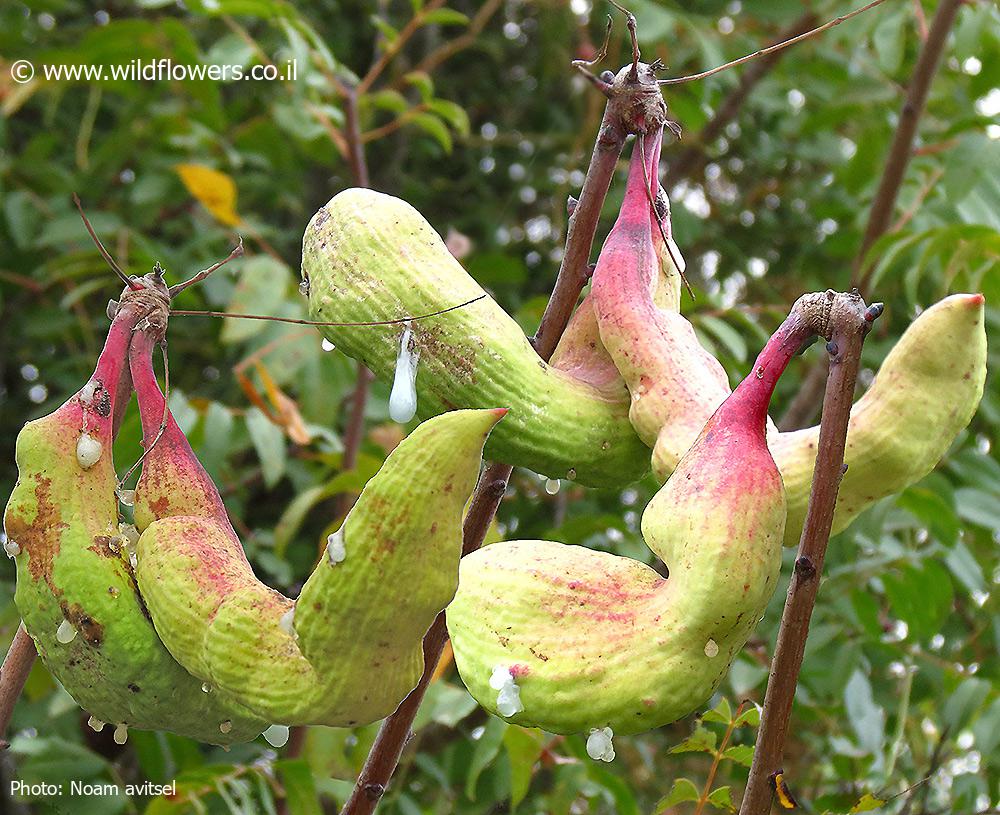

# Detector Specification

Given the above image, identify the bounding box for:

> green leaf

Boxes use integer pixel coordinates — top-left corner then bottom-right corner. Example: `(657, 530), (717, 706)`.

(698, 315), (748, 363)
(734, 705), (761, 727)
(275, 759), (322, 815)
(421, 7), (470, 26)
(655, 778), (701, 811)
(465, 718), (507, 800)
(221, 256), (292, 343)
(723, 744), (755, 766)
(702, 697), (733, 724)
(895, 485), (959, 546)
(504, 727), (544, 808)
(669, 725), (717, 754)
(943, 678), (990, 732)
(844, 670), (885, 756)
(882, 561), (954, 641)
(955, 487), (1000, 531)
(404, 71), (434, 102)
(850, 792), (887, 813)
(273, 485), (325, 557)
(972, 696), (1000, 758)
(427, 99), (470, 136)
(368, 89), (409, 114)
(707, 785), (736, 812)
(370, 16), (399, 44)
(413, 681), (478, 730)
(944, 540), (987, 597)
(409, 112), (452, 152)
(246, 408), (286, 488)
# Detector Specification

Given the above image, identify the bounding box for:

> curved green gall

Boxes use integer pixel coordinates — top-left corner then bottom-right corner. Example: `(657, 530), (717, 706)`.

(300, 187), (649, 487)
(130, 327), (504, 726)
(3, 280), (266, 745)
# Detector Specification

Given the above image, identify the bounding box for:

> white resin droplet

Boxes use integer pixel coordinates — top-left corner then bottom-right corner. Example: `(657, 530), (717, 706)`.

(326, 529), (346, 565)
(128, 551), (138, 570)
(219, 720), (233, 734)
(279, 607), (296, 637)
(489, 665), (525, 718)
(489, 665), (512, 691)
(586, 727), (615, 762)
(263, 724), (290, 747)
(113, 723), (128, 745)
(4, 539), (21, 558)
(56, 619), (77, 644)
(76, 433), (103, 469)
(704, 638), (719, 658)
(544, 478), (560, 495)
(79, 380), (99, 407)
(321, 338), (336, 352)
(117, 489), (136, 508)
(201, 682), (212, 693)
(388, 323), (419, 423)
(496, 685), (524, 718)
(87, 716), (105, 732)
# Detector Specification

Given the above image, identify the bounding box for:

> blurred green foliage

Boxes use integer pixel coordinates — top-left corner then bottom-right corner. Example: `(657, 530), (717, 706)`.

(1, 0), (998, 813)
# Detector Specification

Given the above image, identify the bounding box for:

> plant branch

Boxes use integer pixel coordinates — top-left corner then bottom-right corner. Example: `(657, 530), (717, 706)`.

(0, 625), (37, 750)
(738, 292), (882, 815)
(341, 51), (670, 815)
(853, 0), (963, 290)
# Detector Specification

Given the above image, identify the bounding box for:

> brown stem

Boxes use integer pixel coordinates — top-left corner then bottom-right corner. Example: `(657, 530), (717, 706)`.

(0, 625), (37, 750)
(667, 12), (819, 184)
(853, 0), (963, 290)
(341, 55), (669, 815)
(738, 292), (881, 815)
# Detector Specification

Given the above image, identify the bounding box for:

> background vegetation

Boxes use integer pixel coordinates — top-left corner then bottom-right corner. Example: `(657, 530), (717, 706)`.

(0, 0), (998, 812)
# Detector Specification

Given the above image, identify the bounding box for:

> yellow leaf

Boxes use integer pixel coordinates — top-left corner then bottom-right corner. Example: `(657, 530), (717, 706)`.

(850, 793), (886, 813)
(175, 163), (242, 226)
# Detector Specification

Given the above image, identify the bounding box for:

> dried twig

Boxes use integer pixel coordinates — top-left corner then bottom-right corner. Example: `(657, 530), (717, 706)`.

(738, 293), (883, 815)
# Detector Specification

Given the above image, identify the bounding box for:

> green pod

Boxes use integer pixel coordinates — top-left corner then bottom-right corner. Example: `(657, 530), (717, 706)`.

(301, 188), (649, 487)
(130, 324), (504, 727)
(3, 283), (265, 745)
